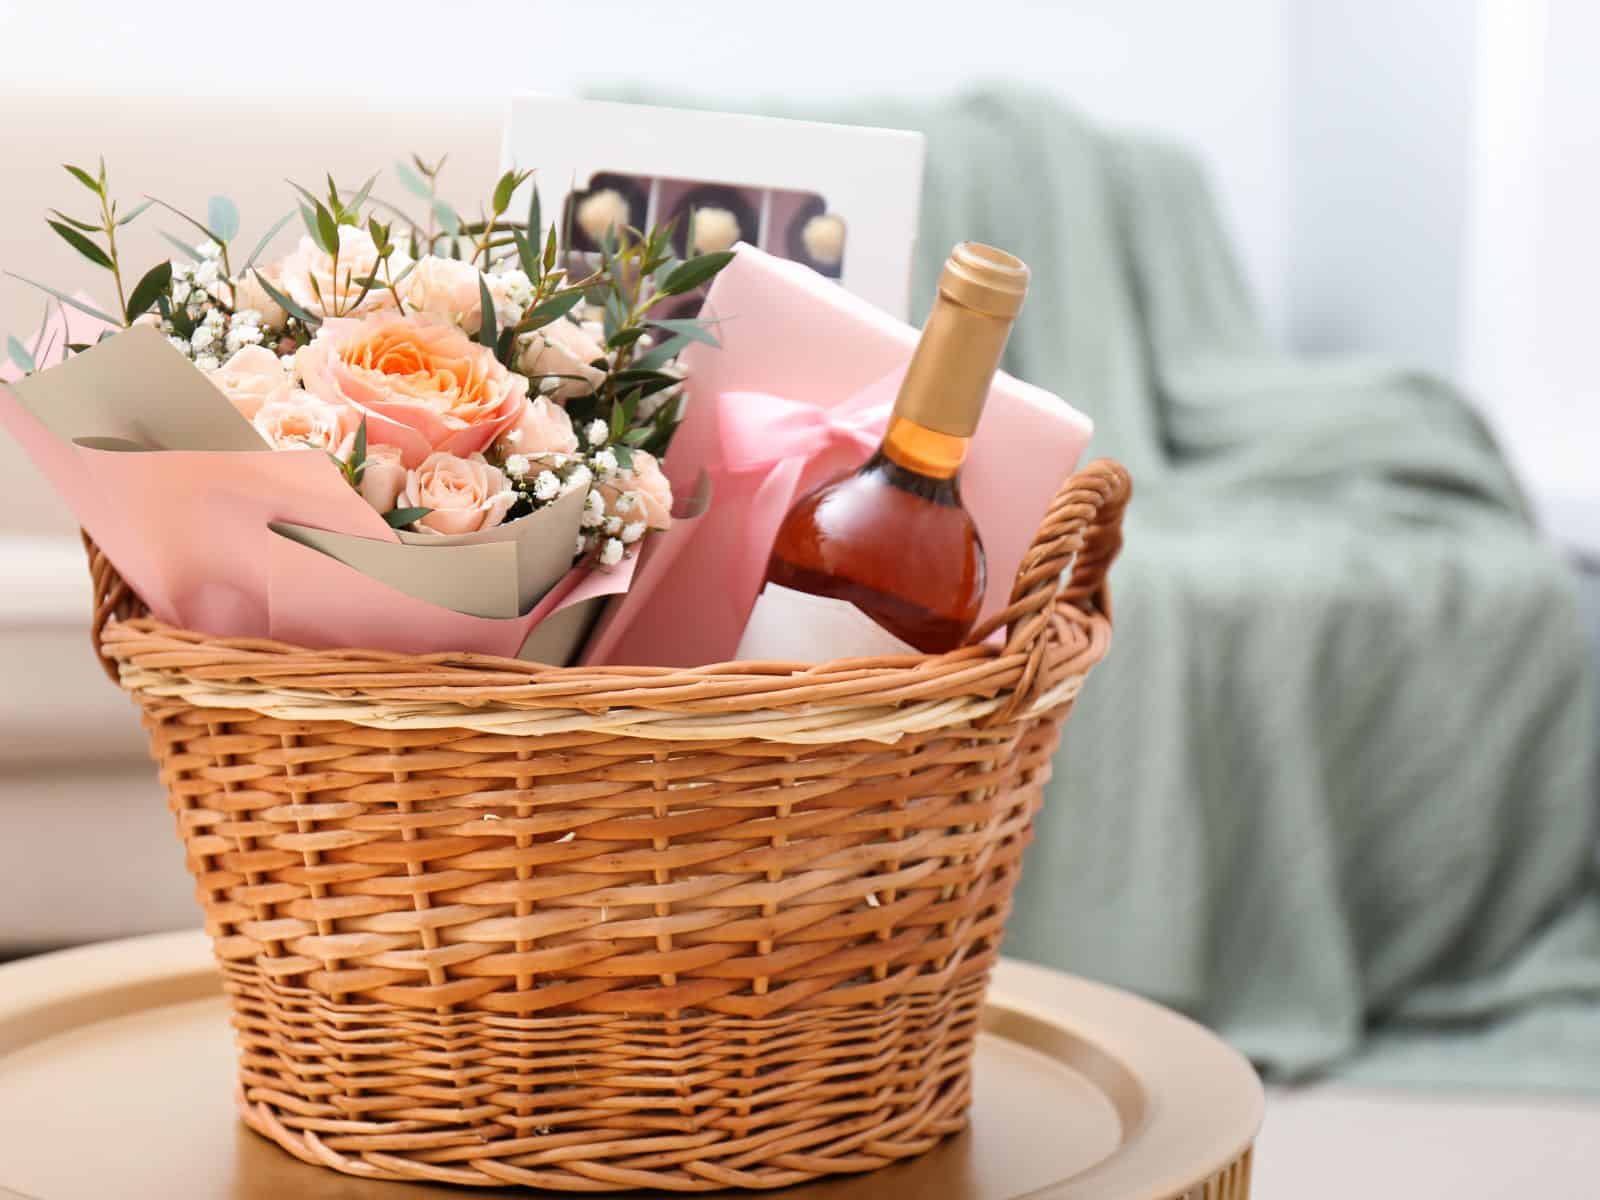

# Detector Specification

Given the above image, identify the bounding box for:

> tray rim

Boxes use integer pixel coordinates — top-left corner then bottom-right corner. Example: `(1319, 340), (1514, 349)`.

(0, 931), (1261, 1199)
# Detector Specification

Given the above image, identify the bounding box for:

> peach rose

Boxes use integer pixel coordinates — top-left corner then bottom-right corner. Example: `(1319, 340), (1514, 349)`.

(610, 450), (673, 530)
(273, 225), (409, 319)
(399, 255), (487, 331)
(505, 395), (578, 457)
(358, 443), (407, 515)
(208, 345), (292, 420)
(517, 317), (606, 401)
(400, 452), (517, 536)
(296, 313), (529, 467)
(251, 389), (360, 454)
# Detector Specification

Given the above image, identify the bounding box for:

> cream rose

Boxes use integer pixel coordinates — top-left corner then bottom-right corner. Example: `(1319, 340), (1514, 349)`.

(357, 443), (407, 515)
(250, 389), (359, 455)
(400, 452), (517, 536)
(399, 255), (487, 331)
(609, 449), (673, 530)
(517, 317), (606, 402)
(505, 395), (578, 457)
(273, 225), (409, 319)
(295, 313), (529, 467)
(230, 270), (289, 330)
(208, 345), (292, 420)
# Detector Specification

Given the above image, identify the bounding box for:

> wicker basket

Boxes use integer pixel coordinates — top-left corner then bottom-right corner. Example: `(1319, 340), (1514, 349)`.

(84, 458), (1129, 1192)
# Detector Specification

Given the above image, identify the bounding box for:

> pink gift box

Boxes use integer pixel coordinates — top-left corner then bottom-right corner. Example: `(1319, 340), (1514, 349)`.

(590, 245), (1094, 668)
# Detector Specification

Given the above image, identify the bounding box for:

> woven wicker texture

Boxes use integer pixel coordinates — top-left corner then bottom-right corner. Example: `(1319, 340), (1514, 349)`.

(87, 459), (1129, 1190)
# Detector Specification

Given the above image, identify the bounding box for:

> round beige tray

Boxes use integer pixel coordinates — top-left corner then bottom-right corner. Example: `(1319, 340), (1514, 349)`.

(0, 932), (1260, 1199)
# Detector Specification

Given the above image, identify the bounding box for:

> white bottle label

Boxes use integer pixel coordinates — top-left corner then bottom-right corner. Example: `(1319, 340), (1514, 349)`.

(736, 584), (922, 662)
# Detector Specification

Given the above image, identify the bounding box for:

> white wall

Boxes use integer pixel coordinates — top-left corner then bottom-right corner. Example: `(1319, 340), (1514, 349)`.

(0, 0), (1291, 333)
(1285, 0), (1479, 378)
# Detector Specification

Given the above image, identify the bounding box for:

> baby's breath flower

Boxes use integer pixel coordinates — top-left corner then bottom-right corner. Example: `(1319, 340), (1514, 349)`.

(190, 325), (216, 353)
(193, 259), (220, 287)
(168, 335), (190, 357)
(532, 470), (560, 501)
(620, 521), (645, 544)
(585, 418), (608, 448)
(592, 448), (618, 478)
(503, 453), (530, 478)
(603, 515), (623, 535)
(599, 537), (624, 566)
(574, 534), (588, 557)
(581, 489), (606, 528)
(501, 427), (523, 448)
(560, 464), (593, 496)
(613, 491), (636, 514)
(172, 281), (193, 304)
(224, 323), (263, 352)
(233, 308), (262, 327)
(196, 239), (222, 260)
(193, 353), (220, 372)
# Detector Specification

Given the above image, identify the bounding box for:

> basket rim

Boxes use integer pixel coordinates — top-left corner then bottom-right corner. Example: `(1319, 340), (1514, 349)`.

(89, 460), (1130, 740)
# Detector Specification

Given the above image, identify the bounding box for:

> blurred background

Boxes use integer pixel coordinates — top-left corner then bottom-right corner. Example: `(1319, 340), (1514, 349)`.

(3, 2), (1598, 1194)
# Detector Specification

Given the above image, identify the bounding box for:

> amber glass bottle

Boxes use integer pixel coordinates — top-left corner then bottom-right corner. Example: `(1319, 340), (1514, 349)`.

(758, 243), (1029, 655)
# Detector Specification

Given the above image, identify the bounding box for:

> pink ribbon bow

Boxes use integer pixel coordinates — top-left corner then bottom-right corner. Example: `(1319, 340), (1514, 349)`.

(715, 390), (890, 474)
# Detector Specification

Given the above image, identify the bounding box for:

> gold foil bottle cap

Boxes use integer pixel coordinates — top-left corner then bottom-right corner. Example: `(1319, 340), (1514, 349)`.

(891, 242), (1030, 440)
(939, 242), (1030, 319)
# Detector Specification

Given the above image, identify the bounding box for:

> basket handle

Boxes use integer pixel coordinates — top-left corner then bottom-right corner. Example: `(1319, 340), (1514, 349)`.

(966, 458), (1131, 707)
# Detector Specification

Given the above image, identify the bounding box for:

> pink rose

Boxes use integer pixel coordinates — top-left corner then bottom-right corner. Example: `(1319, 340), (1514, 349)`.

(609, 449), (673, 530)
(358, 443), (407, 514)
(296, 312), (529, 467)
(517, 317), (606, 401)
(273, 225), (409, 319)
(208, 345), (292, 420)
(400, 452), (517, 536)
(505, 396), (578, 457)
(399, 255), (488, 331)
(250, 389), (360, 454)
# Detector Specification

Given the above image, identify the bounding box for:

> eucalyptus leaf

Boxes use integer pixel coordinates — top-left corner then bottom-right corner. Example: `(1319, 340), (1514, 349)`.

(513, 229), (538, 280)
(610, 444), (634, 470)
(632, 333), (693, 372)
(383, 506), (432, 529)
(144, 197), (223, 245)
(3, 273), (120, 325)
(433, 200), (461, 238)
(6, 335), (36, 374)
(350, 417), (368, 475)
(63, 164), (101, 194)
(47, 221), (113, 269)
(393, 160), (431, 199)
(124, 260), (173, 323)
(48, 210), (100, 233)
(651, 317), (722, 349)
(492, 169), (519, 215)
(159, 231), (202, 261)
(659, 251), (734, 297)
(543, 223), (557, 273)
(243, 209), (296, 271)
(517, 290), (583, 333)
(606, 326), (648, 351)
(347, 172), (379, 216)
(115, 197), (156, 227)
(252, 270), (319, 327)
(315, 203), (340, 258)
(528, 182), (541, 246)
(207, 195), (240, 243)
(477, 272), (497, 350)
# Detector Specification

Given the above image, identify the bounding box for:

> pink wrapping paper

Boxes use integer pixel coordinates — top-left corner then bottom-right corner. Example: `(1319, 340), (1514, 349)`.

(606, 245), (1094, 668)
(268, 532), (637, 657)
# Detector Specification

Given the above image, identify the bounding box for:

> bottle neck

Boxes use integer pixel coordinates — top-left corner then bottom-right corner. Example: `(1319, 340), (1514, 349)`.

(879, 414), (970, 480)
(891, 287), (1016, 442)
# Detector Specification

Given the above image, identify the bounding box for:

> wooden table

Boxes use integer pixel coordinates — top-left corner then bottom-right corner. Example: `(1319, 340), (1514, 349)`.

(0, 932), (1261, 1199)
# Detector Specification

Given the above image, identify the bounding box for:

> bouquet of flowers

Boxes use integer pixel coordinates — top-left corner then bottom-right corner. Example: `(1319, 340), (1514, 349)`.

(8, 155), (731, 567)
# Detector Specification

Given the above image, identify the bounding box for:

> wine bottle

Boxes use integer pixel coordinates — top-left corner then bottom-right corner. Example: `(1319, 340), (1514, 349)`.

(737, 242), (1029, 660)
